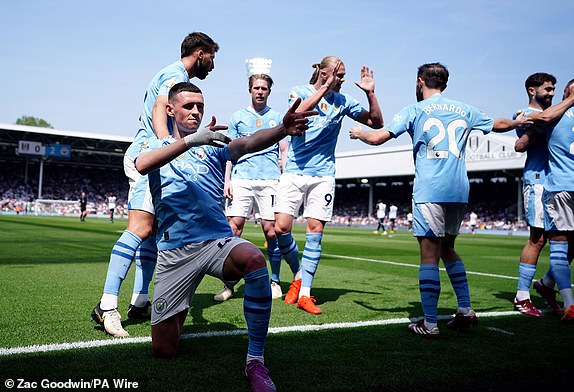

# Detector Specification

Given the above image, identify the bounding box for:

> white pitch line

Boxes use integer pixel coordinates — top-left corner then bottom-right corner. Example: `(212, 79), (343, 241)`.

(486, 327), (515, 335)
(0, 310), (522, 357)
(323, 253), (520, 280)
(324, 253), (574, 287)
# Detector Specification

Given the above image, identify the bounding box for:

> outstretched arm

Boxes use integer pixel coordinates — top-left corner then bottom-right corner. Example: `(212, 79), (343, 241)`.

(135, 117), (230, 175)
(292, 62), (343, 113)
(349, 125), (393, 146)
(492, 112), (533, 133)
(529, 84), (574, 124)
(229, 98), (317, 162)
(354, 66), (384, 129)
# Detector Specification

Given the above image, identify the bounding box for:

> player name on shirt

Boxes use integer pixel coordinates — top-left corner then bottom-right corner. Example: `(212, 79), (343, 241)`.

(422, 103), (468, 116)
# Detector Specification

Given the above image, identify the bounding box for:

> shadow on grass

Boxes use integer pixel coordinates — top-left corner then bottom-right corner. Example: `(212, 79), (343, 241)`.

(3, 319), (574, 392)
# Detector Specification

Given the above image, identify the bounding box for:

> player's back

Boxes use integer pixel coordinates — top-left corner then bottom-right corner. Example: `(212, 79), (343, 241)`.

(389, 94), (494, 203)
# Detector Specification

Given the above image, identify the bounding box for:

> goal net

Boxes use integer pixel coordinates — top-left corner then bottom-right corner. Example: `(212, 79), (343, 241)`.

(34, 199), (80, 216)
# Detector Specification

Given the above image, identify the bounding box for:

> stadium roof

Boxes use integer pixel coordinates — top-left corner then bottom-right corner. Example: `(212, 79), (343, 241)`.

(1, 123), (525, 180)
(335, 132), (524, 179)
(0, 123), (132, 143)
(0, 123), (132, 169)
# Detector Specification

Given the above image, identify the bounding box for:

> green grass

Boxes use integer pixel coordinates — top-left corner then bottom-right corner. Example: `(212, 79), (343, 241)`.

(0, 215), (572, 391)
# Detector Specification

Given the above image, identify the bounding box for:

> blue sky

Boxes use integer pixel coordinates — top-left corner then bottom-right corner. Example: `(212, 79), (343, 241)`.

(1, 0), (573, 152)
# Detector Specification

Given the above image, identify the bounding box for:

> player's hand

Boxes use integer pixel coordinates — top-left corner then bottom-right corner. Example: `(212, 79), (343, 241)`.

(325, 61), (343, 92)
(354, 65), (375, 94)
(282, 98), (318, 136)
(204, 116), (229, 133)
(223, 181), (233, 200)
(200, 116), (231, 147)
(184, 117), (230, 148)
(349, 125), (363, 139)
(514, 111), (533, 129)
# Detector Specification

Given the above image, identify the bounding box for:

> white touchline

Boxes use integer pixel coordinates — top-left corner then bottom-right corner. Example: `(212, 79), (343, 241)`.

(0, 311), (522, 357)
(324, 253), (574, 287)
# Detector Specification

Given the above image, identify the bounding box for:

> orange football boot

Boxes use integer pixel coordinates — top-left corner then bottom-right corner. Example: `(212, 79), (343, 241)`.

(284, 279), (302, 304)
(297, 296), (322, 315)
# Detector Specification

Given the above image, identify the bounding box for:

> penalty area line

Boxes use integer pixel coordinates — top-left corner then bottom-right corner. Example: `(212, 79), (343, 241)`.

(0, 310), (521, 357)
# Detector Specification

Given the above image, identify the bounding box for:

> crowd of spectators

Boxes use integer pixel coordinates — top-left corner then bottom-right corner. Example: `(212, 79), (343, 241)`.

(1, 162), (127, 218)
(1, 162), (528, 232)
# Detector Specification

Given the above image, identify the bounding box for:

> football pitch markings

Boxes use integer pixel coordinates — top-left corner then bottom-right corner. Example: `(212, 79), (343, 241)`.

(0, 310), (521, 357)
(1, 251), (534, 358)
(323, 253), (519, 280)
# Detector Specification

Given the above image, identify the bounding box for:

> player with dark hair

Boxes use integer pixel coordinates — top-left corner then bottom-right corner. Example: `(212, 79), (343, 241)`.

(135, 81), (315, 391)
(514, 79), (574, 322)
(512, 72), (561, 317)
(350, 62), (531, 338)
(91, 32), (219, 337)
(107, 192), (116, 223)
(374, 199), (387, 235)
(79, 191), (88, 222)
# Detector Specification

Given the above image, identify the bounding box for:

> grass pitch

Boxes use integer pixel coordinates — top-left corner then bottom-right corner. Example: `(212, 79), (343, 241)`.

(0, 215), (572, 391)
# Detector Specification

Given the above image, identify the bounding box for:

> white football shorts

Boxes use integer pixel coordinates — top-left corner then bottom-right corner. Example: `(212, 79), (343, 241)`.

(225, 179), (278, 221)
(124, 155), (154, 214)
(523, 183), (545, 229)
(275, 173), (335, 222)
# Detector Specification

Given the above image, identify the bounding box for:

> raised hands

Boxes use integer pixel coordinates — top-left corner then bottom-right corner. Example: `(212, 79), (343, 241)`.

(282, 98), (318, 136)
(355, 65), (375, 94)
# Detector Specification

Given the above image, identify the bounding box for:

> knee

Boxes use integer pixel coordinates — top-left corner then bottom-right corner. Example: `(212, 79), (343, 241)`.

(274, 222), (291, 235)
(128, 223), (153, 240)
(264, 226), (276, 242)
(244, 251), (267, 274)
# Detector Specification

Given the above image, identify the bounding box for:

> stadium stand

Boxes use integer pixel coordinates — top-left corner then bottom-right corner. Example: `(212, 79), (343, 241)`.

(0, 123), (527, 231)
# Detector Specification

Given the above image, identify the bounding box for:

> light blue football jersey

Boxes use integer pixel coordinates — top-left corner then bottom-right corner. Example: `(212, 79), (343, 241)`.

(515, 107), (548, 186)
(227, 106), (283, 180)
(545, 107), (574, 192)
(284, 84), (364, 176)
(386, 93), (494, 203)
(144, 138), (233, 250)
(125, 61), (189, 159)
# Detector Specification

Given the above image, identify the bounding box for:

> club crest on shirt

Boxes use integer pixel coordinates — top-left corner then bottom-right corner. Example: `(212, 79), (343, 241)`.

(320, 102), (328, 112)
(256, 118), (263, 128)
(193, 147), (207, 160)
(139, 140), (150, 153)
(165, 77), (177, 89)
(269, 120), (277, 127)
